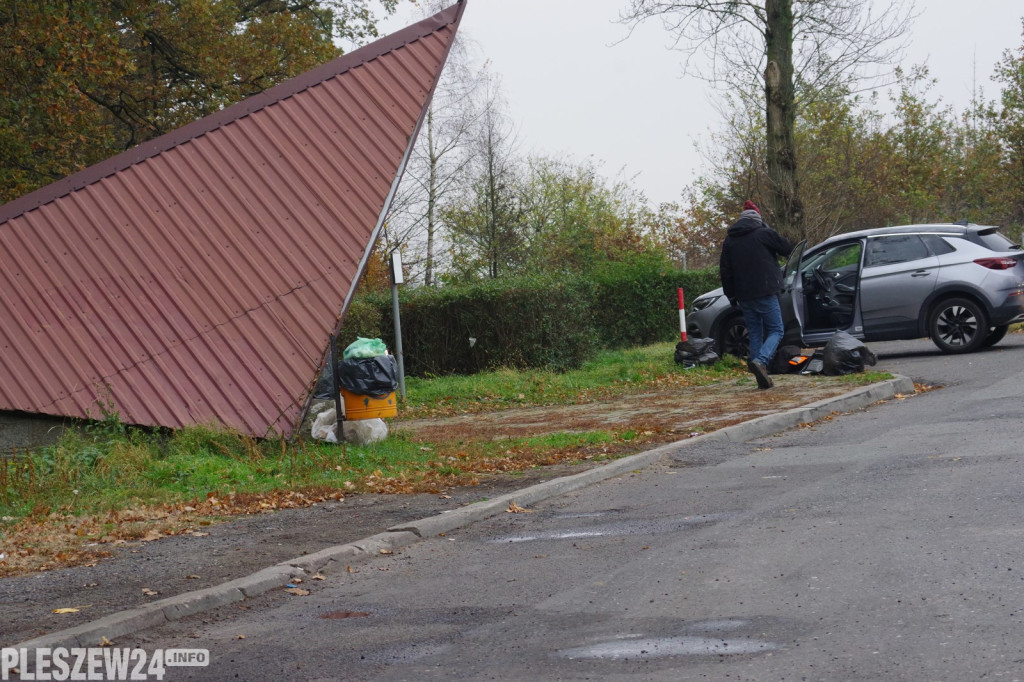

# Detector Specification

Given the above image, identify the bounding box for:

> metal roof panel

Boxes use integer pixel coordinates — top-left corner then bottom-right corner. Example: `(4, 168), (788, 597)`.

(0, 2), (466, 437)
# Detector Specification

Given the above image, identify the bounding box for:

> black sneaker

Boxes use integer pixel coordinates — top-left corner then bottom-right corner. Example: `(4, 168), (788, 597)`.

(747, 359), (773, 389)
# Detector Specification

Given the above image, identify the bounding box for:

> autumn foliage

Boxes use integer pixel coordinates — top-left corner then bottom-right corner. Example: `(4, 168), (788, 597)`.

(0, 0), (402, 203)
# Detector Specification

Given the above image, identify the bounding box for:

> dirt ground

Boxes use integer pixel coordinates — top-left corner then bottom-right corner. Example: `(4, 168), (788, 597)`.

(0, 373), (868, 647)
(393, 374), (855, 444)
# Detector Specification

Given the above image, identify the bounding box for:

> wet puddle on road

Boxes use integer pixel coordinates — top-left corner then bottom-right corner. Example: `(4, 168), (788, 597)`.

(486, 513), (733, 544)
(558, 635), (781, 659)
(557, 620), (782, 660)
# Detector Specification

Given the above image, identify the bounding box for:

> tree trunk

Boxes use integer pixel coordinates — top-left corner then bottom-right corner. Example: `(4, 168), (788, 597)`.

(425, 108), (437, 287)
(764, 0), (805, 241)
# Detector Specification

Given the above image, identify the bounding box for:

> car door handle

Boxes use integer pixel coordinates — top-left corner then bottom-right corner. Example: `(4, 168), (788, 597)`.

(910, 270), (931, 277)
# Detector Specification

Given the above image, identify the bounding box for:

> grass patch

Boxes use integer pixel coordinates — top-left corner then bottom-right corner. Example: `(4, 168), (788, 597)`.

(0, 341), (891, 575)
(401, 342), (750, 418)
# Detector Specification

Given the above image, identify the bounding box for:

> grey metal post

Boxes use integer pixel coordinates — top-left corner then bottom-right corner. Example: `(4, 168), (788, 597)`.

(329, 336), (345, 441)
(390, 252), (407, 399)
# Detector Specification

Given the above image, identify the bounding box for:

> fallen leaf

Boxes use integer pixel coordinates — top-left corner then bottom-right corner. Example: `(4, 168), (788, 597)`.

(237, 635), (246, 640)
(99, 636), (114, 647)
(185, 574), (200, 579)
(379, 549), (394, 555)
(142, 588), (158, 596)
(285, 587), (310, 596)
(52, 608), (80, 614)
(312, 573), (326, 581)
(506, 501), (532, 514)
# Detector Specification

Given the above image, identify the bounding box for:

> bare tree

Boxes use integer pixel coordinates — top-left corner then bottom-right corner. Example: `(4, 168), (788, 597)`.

(620, 0), (915, 240)
(385, 4), (485, 285)
(443, 71), (525, 281)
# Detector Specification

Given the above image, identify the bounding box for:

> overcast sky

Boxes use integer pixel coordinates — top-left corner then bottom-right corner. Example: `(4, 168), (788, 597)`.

(378, 0), (1024, 207)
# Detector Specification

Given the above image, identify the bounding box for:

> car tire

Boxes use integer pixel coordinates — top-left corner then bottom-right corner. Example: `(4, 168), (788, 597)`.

(928, 297), (989, 354)
(716, 313), (749, 359)
(982, 324), (1009, 348)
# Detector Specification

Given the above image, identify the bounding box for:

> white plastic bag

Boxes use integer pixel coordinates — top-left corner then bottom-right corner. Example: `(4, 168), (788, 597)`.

(343, 418), (388, 445)
(311, 408), (338, 443)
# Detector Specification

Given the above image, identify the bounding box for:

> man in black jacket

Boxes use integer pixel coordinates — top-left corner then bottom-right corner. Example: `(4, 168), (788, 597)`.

(719, 201), (793, 389)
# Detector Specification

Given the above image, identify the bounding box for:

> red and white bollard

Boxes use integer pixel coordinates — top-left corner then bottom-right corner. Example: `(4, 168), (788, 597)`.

(678, 288), (687, 342)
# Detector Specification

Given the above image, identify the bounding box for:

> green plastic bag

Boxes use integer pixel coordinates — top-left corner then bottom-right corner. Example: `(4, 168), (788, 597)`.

(343, 337), (387, 360)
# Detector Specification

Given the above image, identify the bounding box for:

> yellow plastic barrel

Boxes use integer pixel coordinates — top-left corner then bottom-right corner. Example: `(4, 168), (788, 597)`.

(341, 388), (397, 420)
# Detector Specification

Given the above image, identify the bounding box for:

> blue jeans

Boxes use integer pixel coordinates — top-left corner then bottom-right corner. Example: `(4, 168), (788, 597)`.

(739, 295), (784, 366)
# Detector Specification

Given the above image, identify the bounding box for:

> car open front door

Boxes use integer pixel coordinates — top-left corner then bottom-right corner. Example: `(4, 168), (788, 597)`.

(797, 239), (867, 346)
(780, 240), (807, 343)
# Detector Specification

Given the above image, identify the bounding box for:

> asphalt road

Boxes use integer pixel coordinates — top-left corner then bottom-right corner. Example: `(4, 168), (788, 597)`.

(122, 334), (1024, 681)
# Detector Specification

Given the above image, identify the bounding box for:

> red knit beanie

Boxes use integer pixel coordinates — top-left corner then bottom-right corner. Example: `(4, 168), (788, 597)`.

(743, 200), (760, 214)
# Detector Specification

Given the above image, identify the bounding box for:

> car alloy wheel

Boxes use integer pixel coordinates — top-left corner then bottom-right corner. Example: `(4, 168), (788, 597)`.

(717, 313), (749, 359)
(929, 297), (989, 354)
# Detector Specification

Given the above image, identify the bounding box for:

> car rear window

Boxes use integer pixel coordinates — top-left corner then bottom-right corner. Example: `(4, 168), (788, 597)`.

(974, 228), (1020, 251)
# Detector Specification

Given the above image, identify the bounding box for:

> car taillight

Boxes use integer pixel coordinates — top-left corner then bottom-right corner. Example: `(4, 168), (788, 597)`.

(974, 257), (1019, 270)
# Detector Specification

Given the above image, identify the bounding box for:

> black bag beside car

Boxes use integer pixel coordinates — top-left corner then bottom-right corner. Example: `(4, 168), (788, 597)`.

(822, 331), (877, 376)
(674, 338), (720, 368)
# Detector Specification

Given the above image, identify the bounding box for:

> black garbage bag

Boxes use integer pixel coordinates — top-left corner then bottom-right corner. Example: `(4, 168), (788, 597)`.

(312, 362), (334, 400)
(822, 331), (877, 376)
(771, 344), (805, 374)
(338, 354), (399, 398)
(802, 349), (825, 375)
(674, 337), (720, 368)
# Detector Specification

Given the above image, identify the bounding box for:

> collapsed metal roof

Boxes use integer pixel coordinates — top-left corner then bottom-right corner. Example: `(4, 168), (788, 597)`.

(0, 2), (466, 438)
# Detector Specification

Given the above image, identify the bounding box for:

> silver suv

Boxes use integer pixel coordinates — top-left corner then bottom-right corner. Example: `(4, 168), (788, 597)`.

(687, 223), (1024, 357)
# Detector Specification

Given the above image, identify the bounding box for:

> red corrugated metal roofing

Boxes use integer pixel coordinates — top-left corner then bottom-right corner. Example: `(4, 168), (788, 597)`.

(0, 2), (466, 438)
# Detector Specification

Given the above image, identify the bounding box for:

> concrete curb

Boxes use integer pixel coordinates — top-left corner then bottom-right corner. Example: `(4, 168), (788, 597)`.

(9, 374), (914, 655)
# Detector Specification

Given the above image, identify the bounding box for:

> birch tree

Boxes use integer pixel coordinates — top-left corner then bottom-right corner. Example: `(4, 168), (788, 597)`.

(385, 15), (485, 286)
(442, 73), (524, 281)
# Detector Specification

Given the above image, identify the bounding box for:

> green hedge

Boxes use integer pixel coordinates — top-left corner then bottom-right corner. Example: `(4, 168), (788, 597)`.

(590, 260), (722, 348)
(337, 264), (721, 376)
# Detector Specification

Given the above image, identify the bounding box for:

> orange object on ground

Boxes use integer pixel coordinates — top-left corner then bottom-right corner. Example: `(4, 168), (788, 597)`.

(341, 388), (397, 420)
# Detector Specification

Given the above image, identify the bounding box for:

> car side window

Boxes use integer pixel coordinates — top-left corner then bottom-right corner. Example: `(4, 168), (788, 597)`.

(922, 234), (956, 256)
(821, 242), (861, 271)
(864, 235), (930, 267)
